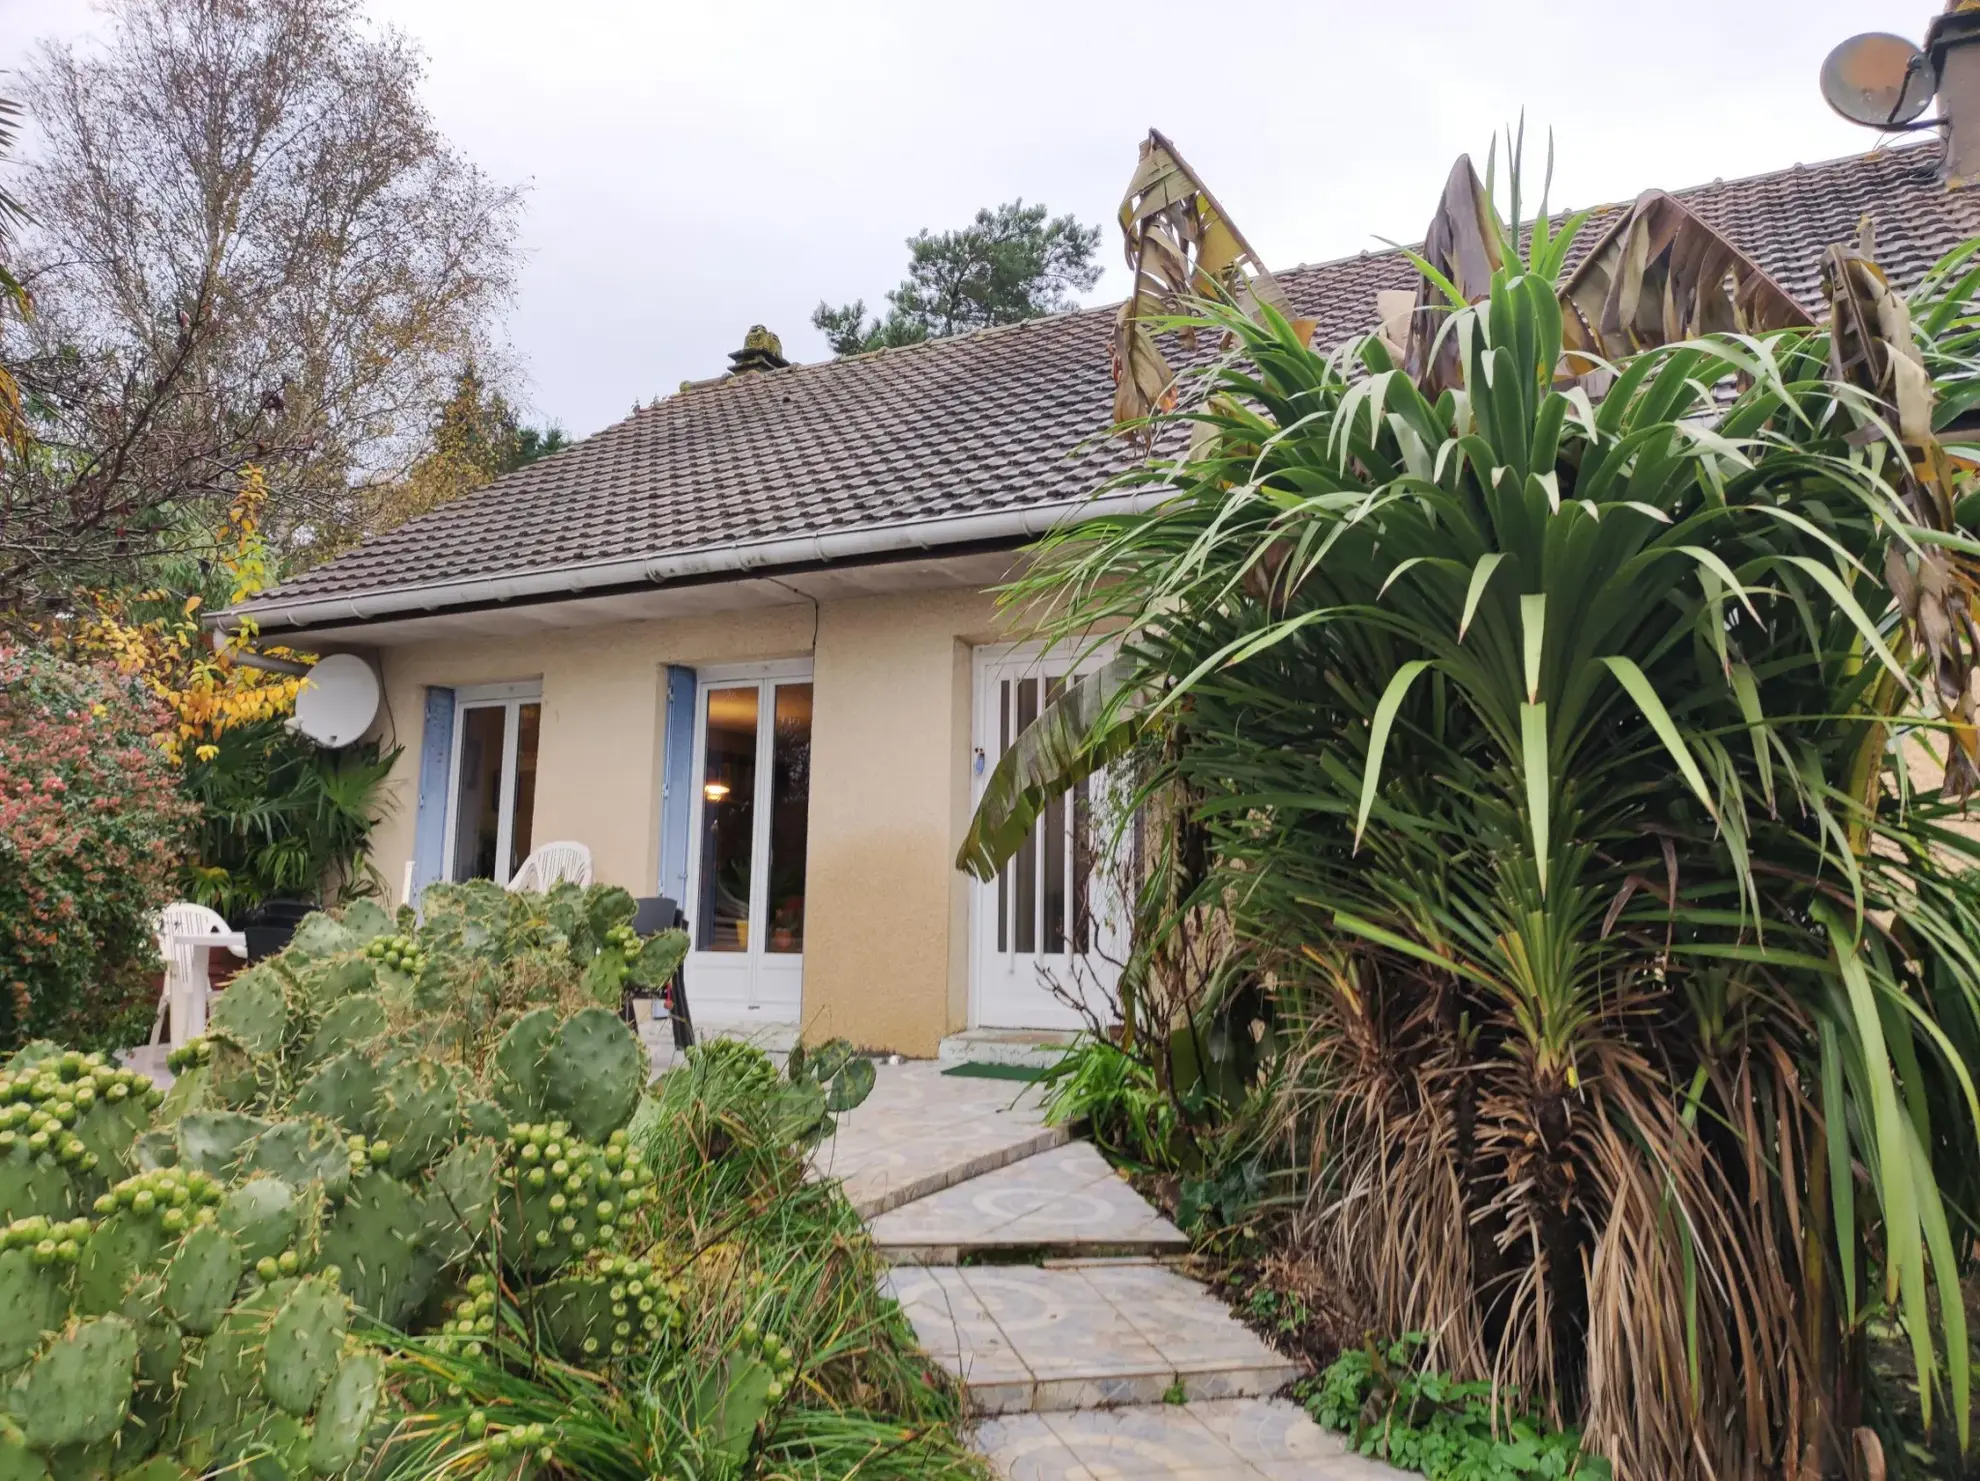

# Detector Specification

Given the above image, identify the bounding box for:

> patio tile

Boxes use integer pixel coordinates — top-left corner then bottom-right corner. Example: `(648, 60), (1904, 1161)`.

(812, 1061), (1067, 1218)
(867, 1141), (1190, 1257)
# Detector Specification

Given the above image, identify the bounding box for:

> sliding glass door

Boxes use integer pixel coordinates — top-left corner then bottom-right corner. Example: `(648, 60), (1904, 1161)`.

(687, 663), (812, 1017)
(444, 683), (541, 885)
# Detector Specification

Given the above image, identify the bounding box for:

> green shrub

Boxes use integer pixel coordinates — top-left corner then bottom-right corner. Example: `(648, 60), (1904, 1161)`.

(0, 645), (194, 1052)
(1305, 1336), (1609, 1481)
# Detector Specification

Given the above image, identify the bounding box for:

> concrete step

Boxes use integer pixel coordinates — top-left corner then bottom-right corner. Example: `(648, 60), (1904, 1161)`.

(937, 1027), (1081, 1070)
(974, 1398), (1411, 1479)
(869, 1142), (1190, 1264)
(884, 1262), (1299, 1416)
(812, 1061), (1068, 1220)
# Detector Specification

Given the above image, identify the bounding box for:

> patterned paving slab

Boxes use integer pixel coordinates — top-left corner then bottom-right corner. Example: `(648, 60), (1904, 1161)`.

(884, 1263), (1298, 1415)
(813, 1062), (1068, 1219)
(867, 1142), (1190, 1261)
(974, 1398), (1407, 1479)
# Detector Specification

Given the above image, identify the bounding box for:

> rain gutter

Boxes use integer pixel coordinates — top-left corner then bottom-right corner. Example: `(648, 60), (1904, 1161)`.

(213, 491), (1164, 636)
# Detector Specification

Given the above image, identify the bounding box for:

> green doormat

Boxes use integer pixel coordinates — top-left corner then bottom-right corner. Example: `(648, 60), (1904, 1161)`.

(940, 1062), (1047, 1082)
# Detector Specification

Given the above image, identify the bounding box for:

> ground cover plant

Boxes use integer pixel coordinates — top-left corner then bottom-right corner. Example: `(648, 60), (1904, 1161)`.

(963, 138), (1980, 1478)
(0, 886), (975, 1479)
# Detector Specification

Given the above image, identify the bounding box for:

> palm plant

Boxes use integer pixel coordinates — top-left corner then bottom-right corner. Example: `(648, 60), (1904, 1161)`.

(963, 148), (1980, 1478)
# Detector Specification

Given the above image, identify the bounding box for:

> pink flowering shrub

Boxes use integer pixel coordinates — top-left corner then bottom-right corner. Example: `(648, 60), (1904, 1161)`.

(0, 646), (194, 1050)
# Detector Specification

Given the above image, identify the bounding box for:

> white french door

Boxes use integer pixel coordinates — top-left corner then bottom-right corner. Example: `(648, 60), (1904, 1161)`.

(443, 682), (542, 885)
(684, 662), (812, 1018)
(970, 644), (1127, 1031)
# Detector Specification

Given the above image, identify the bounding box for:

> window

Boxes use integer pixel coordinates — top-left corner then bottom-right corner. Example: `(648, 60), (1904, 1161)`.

(444, 684), (541, 884)
(690, 671), (812, 957)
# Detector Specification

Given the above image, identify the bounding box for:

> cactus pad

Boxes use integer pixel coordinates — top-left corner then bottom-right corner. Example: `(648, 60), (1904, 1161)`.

(541, 1008), (643, 1143)
(292, 1052), (381, 1139)
(306, 1352), (380, 1476)
(490, 1009), (557, 1122)
(528, 1250), (682, 1362)
(176, 1113), (269, 1179)
(4, 1315), (138, 1450)
(316, 1171), (432, 1328)
(0, 1240), (73, 1372)
(283, 914), (357, 962)
(0, 1145), (70, 1225)
(627, 929), (689, 991)
(219, 1177), (299, 1266)
(260, 1276), (345, 1417)
(303, 997), (386, 1067)
(162, 1223), (243, 1336)
(338, 899), (393, 944)
(241, 1120), (350, 1198)
(207, 969), (289, 1059)
(372, 1058), (462, 1177)
(422, 1139), (498, 1266)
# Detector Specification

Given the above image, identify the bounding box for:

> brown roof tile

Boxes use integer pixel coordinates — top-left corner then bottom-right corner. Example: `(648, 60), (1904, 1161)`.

(242, 142), (1980, 616)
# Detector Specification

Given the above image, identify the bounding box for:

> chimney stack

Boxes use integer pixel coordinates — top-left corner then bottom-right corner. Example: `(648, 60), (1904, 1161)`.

(1931, 2), (1980, 186)
(727, 325), (789, 376)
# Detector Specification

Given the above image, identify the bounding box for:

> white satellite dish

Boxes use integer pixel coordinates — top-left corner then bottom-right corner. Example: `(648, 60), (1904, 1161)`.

(293, 654), (380, 748)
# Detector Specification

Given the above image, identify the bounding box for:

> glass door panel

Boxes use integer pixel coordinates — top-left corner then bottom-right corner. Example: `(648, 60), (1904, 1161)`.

(695, 686), (759, 953)
(509, 703), (541, 876)
(451, 706), (507, 882)
(765, 683), (812, 954)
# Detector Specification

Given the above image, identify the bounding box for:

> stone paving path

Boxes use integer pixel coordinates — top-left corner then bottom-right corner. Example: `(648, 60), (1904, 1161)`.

(815, 1061), (1407, 1480)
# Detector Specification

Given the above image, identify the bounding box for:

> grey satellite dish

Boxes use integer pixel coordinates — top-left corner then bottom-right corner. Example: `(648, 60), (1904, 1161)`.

(293, 654), (380, 748)
(1822, 33), (1936, 128)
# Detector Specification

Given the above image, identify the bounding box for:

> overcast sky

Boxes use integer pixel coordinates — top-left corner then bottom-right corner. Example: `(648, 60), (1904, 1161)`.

(0, 0), (1948, 439)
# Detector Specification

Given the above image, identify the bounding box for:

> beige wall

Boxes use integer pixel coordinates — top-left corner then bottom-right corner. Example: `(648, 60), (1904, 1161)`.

(357, 586), (1004, 1057)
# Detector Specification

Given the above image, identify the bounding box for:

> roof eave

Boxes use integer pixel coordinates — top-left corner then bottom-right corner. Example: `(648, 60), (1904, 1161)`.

(214, 490), (1163, 636)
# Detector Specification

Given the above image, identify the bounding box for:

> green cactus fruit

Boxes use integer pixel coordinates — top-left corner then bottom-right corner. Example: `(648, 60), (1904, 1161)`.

(315, 1172), (432, 1328)
(175, 1113), (269, 1179)
(337, 900), (392, 944)
(2, 1044), (63, 1075)
(691, 1351), (775, 1463)
(4, 1315), (138, 1450)
(0, 1415), (43, 1481)
(0, 1144), (70, 1225)
(490, 1009), (557, 1122)
(302, 997), (386, 1068)
(291, 1053), (381, 1140)
(0, 1246), (71, 1372)
(542, 1008), (643, 1143)
(241, 1121), (349, 1199)
(74, 1214), (168, 1317)
(824, 1056), (876, 1113)
(372, 1059), (462, 1177)
(161, 1223), (242, 1335)
(583, 885), (638, 945)
(423, 1140), (498, 1267)
(283, 914), (357, 962)
(207, 969), (289, 1060)
(219, 1178), (299, 1267)
(627, 930), (689, 991)
(305, 1352), (380, 1477)
(260, 1276), (345, 1417)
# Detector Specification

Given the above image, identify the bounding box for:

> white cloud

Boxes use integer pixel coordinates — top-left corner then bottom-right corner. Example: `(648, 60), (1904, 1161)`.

(1, 0), (1945, 437)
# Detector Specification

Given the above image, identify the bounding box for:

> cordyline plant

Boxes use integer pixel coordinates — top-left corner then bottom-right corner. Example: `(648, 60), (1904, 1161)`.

(962, 143), (1980, 1478)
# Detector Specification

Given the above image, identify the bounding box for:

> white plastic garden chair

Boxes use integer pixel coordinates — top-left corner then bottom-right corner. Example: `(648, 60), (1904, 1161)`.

(147, 902), (246, 1046)
(506, 841), (593, 892)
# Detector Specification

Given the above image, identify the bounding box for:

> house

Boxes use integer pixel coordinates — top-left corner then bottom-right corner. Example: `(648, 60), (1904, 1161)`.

(221, 141), (1980, 1058)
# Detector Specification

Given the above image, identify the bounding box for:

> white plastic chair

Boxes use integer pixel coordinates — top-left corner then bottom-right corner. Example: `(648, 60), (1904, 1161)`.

(506, 841), (593, 893)
(148, 902), (246, 1046)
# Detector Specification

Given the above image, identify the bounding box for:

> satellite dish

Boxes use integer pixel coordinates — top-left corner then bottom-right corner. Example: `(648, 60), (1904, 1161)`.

(293, 654), (380, 748)
(1822, 33), (1936, 128)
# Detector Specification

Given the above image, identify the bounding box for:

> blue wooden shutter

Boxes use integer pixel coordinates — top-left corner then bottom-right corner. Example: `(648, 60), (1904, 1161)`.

(410, 686), (457, 906)
(657, 666), (696, 905)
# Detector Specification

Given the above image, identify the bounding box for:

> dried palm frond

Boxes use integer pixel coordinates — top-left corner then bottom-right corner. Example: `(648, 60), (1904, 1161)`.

(1111, 129), (1312, 442)
(1400, 154), (1507, 393)
(1558, 189), (1813, 367)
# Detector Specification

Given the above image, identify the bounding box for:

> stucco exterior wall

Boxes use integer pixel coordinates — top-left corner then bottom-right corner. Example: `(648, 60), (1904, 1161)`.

(356, 585), (1003, 1057)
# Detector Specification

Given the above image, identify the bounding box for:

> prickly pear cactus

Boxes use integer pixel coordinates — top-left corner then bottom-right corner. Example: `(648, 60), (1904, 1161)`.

(788, 1037), (877, 1114)
(495, 1122), (656, 1274)
(689, 1320), (800, 1463)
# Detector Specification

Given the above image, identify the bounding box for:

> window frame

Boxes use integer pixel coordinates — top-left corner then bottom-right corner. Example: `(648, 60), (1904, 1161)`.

(441, 680), (543, 885)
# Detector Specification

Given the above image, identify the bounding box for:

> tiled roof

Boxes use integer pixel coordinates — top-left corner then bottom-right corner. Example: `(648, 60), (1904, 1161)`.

(242, 141), (1980, 617)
